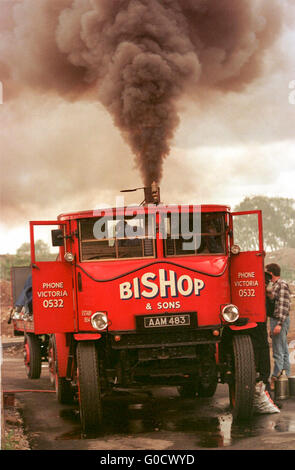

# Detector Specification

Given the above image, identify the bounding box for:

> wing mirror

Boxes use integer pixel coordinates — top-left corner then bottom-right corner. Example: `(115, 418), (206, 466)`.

(51, 229), (64, 247)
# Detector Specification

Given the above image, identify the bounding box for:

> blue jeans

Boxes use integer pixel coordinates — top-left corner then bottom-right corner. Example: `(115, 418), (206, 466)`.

(270, 317), (290, 377)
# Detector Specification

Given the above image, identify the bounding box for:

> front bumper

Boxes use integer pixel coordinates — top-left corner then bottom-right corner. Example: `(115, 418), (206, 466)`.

(109, 326), (221, 350)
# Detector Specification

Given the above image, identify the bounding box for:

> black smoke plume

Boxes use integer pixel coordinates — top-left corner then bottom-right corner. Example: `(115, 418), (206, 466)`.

(0, 0), (286, 185)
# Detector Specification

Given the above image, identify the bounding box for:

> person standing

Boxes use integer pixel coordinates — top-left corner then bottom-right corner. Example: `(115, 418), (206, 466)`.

(266, 263), (291, 388)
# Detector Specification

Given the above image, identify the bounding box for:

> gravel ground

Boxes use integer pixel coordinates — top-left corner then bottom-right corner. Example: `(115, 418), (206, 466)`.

(2, 399), (31, 450)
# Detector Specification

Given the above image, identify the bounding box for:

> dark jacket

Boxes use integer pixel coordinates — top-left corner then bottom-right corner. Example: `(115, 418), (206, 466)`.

(266, 295), (275, 318)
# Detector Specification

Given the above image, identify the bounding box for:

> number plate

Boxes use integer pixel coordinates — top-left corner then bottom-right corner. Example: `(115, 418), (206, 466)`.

(137, 313), (192, 330)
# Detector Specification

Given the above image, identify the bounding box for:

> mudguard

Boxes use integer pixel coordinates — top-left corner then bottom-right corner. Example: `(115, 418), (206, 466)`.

(55, 333), (70, 378)
(229, 322), (257, 331)
(74, 333), (102, 341)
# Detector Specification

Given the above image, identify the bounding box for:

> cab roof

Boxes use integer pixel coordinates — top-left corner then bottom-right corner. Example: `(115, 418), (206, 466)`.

(58, 204), (231, 221)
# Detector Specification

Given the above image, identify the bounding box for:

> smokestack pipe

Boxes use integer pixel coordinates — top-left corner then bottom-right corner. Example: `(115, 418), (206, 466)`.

(144, 181), (160, 205)
(121, 182), (160, 205)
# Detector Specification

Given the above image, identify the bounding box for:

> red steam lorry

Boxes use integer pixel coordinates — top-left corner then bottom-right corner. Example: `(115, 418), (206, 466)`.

(10, 185), (268, 433)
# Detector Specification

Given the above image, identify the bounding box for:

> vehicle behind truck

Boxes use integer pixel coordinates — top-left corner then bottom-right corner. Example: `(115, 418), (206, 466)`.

(11, 187), (267, 432)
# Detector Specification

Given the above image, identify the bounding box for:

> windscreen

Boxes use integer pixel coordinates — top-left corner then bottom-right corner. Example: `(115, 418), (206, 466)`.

(79, 214), (156, 261)
(163, 212), (226, 256)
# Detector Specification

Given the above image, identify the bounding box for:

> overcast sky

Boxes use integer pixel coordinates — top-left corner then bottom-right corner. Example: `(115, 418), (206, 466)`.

(0, 1), (294, 254)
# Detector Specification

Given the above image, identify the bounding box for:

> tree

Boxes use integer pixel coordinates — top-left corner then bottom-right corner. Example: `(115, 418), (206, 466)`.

(35, 240), (55, 261)
(0, 255), (15, 281)
(234, 196), (295, 251)
(15, 242), (31, 266)
(0, 240), (56, 280)
(15, 240), (55, 264)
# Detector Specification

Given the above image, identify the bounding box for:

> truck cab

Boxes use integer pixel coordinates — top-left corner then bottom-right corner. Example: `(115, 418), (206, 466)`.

(12, 192), (267, 432)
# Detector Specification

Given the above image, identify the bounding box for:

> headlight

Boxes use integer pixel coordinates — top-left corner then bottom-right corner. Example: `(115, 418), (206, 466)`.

(230, 244), (240, 255)
(221, 304), (239, 323)
(64, 252), (75, 263)
(91, 312), (108, 331)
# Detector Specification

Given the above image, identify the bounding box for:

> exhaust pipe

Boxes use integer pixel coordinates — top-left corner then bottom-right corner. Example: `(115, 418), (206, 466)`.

(121, 182), (160, 205)
(144, 181), (160, 205)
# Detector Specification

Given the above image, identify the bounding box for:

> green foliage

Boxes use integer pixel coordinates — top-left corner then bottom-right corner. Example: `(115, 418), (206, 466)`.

(0, 255), (15, 281)
(15, 242), (30, 266)
(234, 196), (295, 251)
(265, 248), (295, 281)
(232, 213), (260, 251)
(0, 240), (56, 280)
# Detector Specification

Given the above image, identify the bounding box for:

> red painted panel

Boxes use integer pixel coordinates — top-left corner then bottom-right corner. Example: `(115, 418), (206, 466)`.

(58, 204), (230, 221)
(74, 333), (102, 340)
(76, 257), (230, 331)
(32, 262), (76, 334)
(230, 252), (266, 322)
(229, 323), (257, 331)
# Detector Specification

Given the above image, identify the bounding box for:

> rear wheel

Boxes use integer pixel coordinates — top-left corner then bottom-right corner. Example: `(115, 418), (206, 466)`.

(178, 376), (218, 398)
(177, 382), (197, 398)
(24, 334), (41, 379)
(48, 336), (57, 387)
(229, 335), (256, 420)
(76, 341), (102, 433)
(56, 377), (74, 405)
(49, 335), (74, 404)
(197, 376), (218, 398)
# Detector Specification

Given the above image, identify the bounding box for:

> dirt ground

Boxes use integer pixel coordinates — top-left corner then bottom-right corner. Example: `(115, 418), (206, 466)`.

(1, 280), (12, 339)
(1, 280), (30, 450)
(2, 398), (30, 450)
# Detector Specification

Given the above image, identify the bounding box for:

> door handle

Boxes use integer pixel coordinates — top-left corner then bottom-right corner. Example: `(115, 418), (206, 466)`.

(78, 272), (83, 292)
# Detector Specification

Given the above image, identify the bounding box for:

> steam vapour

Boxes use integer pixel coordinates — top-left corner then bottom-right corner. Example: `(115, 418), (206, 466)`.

(0, 0), (285, 185)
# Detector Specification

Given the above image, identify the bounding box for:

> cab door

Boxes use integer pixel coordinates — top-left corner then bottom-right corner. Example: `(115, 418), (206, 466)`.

(229, 210), (266, 322)
(30, 221), (77, 334)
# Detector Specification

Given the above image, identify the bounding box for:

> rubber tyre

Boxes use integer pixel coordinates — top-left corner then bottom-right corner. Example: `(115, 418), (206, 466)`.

(229, 335), (256, 421)
(76, 341), (102, 433)
(50, 335), (74, 404)
(178, 379), (218, 399)
(24, 334), (41, 379)
(197, 378), (218, 398)
(177, 383), (197, 398)
(56, 377), (74, 405)
(48, 335), (57, 387)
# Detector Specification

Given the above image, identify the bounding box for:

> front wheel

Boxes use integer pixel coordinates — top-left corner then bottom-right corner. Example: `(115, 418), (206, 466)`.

(76, 341), (102, 433)
(229, 335), (256, 421)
